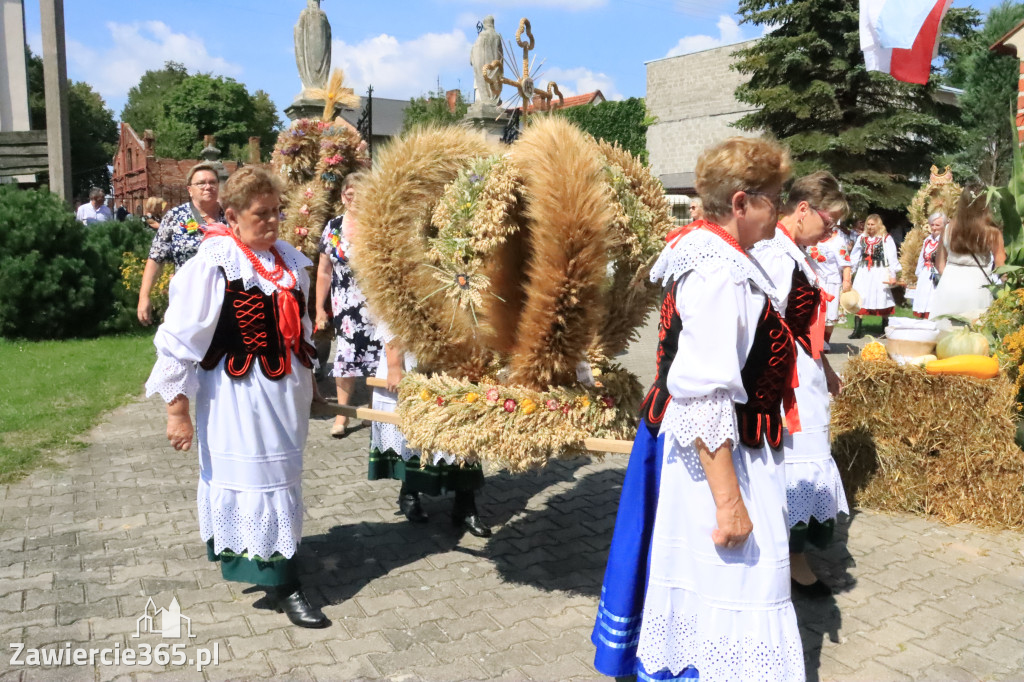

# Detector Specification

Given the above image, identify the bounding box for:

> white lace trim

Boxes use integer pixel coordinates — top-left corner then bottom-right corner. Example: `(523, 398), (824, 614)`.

(197, 234), (312, 296)
(660, 389), (738, 455)
(198, 479), (303, 560)
(759, 230), (821, 289)
(637, 588), (805, 681)
(650, 230), (783, 311)
(145, 355), (200, 404)
(785, 458), (850, 526)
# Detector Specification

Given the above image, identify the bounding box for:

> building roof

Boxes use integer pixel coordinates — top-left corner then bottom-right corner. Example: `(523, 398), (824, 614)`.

(992, 18), (1024, 56)
(659, 172), (696, 193)
(644, 39), (758, 65)
(338, 96), (410, 138)
(521, 90), (605, 114)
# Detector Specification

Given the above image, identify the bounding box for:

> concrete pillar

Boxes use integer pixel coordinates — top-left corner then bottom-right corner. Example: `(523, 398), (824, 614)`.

(39, 0), (71, 202)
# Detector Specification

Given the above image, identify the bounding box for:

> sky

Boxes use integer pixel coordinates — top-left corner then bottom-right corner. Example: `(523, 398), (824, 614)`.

(19, 0), (1012, 122)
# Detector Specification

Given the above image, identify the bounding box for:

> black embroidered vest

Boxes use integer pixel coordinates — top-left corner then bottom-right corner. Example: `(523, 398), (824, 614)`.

(200, 275), (316, 380)
(735, 299), (796, 450)
(861, 238), (886, 268)
(785, 268), (820, 356)
(639, 275), (683, 436)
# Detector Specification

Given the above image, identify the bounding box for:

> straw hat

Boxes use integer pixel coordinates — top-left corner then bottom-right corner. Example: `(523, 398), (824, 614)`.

(839, 290), (861, 314)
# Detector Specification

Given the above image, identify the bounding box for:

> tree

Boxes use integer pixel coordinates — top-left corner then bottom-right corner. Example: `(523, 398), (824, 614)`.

(733, 0), (965, 215)
(121, 65), (281, 161)
(402, 87), (468, 132)
(557, 98), (654, 163)
(25, 50), (118, 198)
(950, 2), (1024, 186)
(120, 61), (188, 135)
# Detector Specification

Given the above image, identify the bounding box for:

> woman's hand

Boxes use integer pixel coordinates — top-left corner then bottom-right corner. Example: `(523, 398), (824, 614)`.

(841, 281), (852, 293)
(167, 413), (194, 451)
(711, 496), (753, 549)
(137, 296), (153, 326)
(315, 309), (330, 332)
(824, 361), (842, 397)
(387, 364), (404, 393)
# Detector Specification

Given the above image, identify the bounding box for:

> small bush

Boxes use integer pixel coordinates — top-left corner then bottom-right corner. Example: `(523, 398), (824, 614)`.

(0, 186), (156, 339)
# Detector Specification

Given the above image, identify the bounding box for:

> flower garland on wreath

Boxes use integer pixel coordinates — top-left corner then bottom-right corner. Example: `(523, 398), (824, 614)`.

(396, 361), (644, 472)
(270, 70), (370, 260)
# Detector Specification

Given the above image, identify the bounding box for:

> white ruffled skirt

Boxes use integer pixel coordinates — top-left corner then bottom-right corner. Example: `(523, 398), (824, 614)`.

(194, 356), (311, 560)
(636, 439), (806, 681)
(784, 350), (848, 527)
(852, 264), (894, 312)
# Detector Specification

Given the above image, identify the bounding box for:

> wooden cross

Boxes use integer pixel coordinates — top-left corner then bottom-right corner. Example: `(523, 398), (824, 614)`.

(483, 18), (564, 120)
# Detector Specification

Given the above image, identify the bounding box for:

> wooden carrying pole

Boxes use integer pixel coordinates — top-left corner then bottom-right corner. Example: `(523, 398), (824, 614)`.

(313, 377), (634, 455)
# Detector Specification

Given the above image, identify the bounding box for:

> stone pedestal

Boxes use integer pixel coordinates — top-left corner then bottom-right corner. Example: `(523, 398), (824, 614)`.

(464, 102), (512, 144)
(286, 97), (339, 122)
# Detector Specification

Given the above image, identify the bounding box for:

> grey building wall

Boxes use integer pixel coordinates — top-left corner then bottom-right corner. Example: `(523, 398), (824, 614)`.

(646, 40), (758, 193)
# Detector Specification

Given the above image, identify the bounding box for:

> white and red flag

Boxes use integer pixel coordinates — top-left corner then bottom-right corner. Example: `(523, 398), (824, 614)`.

(860, 0), (953, 85)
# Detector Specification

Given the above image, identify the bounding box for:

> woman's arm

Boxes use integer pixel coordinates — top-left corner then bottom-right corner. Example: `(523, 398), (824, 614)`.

(315, 253), (332, 332)
(841, 265), (852, 292)
(935, 240), (947, 275)
(385, 342), (404, 392)
(166, 396), (193, 451)
(697, 439), (752, 548)
(137, 259), (164, 325)
(992, 228), (1007, 269)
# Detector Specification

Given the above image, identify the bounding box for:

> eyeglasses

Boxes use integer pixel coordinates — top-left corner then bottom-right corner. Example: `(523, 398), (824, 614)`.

(191, 181), (218, 188)
(813, 207), (837, 233)
(743, 189), (781, 210)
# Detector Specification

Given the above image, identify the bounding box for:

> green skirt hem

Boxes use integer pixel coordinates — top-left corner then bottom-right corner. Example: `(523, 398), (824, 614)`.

(789, 517), (836, 553)
(206, 539), (297, 587)
(368, 448), (484, 495)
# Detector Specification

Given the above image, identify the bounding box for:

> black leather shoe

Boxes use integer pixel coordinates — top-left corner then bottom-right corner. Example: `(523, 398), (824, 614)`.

(398, 490), (429, 523)
(452, 490), (491, 537)
(791, 578), (833, 599)
(455, 513), (493, 538)
(275, 588), (330, 628)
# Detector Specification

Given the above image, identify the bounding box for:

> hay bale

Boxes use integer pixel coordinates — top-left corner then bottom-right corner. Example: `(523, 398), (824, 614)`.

(832, 357), (1024, 528)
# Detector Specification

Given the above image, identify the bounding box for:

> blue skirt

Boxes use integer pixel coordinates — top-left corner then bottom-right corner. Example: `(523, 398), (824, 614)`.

(592, 425), (700, 680)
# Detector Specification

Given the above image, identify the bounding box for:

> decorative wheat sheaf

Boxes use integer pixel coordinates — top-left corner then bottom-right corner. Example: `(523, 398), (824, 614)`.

(350, 118), (671, 468)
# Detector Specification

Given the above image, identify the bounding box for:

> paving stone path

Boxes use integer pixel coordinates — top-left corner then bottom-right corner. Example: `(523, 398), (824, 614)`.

(2, 321), (1023, 681)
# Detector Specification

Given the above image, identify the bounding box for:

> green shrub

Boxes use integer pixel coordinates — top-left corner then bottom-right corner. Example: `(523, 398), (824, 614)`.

(0, 186), (153, 339)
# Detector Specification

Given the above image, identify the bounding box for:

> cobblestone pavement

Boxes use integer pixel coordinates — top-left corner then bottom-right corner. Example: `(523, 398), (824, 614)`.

(2, 320), (1024, 681)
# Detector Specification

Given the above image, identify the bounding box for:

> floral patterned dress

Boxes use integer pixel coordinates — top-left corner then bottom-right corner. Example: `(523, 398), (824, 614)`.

(319, 215), (381, 378)
(148, 202), (225, 268)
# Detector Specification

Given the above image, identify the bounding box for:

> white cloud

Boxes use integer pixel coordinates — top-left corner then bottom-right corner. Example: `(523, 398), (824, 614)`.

(331, 30), (474, 99)
(460, 0), (606, 8)
(67, 21), (242, 105)
(542, 66), (621, 101)
(665, 15), (746, 58)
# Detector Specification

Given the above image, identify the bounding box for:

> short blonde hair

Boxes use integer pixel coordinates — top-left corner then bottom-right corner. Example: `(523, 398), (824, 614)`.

(220, 166), (284, 213)
(695, 137), (792, 219)
(185, 162), (219, 186)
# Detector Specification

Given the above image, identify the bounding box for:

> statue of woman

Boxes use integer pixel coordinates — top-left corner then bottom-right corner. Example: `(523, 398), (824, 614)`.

(295, 0), (331, 94)
(470, 16), (502, 107)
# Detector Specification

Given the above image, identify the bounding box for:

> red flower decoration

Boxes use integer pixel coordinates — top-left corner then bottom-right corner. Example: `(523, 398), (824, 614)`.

(503, 399), (517, 413)
(436, 396), (445, 406)
(545, 399), (559, 411)
(601, 395), (615, 409)
(561, 403), (571, 415)
(486, 388), (500, 402)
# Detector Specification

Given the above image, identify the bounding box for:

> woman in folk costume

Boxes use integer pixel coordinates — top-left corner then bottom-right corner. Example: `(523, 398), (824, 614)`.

(806, 220), (852, 342)
(750, 172), (850, 599)
(848, 214), (900, 339)
(145, 167), (329, 629)
(592, 137), (806, 681)
(910, 212), (946, 319)
(368, 327), (492, 538)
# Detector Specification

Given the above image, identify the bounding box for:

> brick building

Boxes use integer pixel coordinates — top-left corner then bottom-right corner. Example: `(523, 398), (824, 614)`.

(645, 41), (758, 198)
(110, 123), (252, 214)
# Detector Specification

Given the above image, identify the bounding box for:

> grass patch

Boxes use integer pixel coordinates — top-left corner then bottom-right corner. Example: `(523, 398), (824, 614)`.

(0, 331), (155, 482)
(836, 305), (915, 336)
